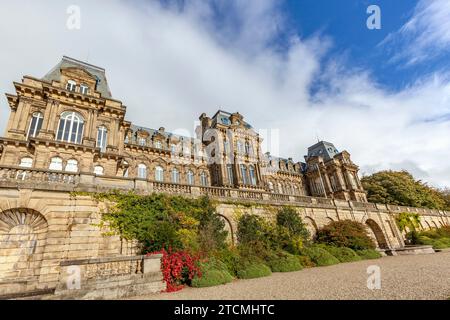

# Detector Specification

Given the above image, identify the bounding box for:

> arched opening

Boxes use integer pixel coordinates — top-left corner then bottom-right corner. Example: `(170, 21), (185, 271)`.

(304, 216), (318, 240)
(365, 219), (389, 249)
(218, 214), (235, 246)
(0, 209), (48, 284)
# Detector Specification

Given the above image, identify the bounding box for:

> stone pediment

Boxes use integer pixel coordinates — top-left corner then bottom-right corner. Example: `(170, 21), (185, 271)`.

(61, 67), (97, 84)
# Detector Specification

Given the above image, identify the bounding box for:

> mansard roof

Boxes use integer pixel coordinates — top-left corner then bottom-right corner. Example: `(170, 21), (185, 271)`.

(130, 124), (196, 143)
(42, 56), (112, 99)
(211, 110), (253, 129)
(307, 141), (340, 161)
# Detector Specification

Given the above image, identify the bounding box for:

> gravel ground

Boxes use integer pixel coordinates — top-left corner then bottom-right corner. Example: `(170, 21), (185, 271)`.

(130, 251), (450, 300)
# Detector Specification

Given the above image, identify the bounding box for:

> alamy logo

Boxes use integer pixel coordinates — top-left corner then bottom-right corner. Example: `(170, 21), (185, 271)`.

(66, 5), (81, 30)
(366, 5), (381, 30)
(367, 265), (381, 290)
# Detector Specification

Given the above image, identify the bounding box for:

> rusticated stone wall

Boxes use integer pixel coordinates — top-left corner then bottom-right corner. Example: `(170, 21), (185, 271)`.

(0, 181), (448, 298)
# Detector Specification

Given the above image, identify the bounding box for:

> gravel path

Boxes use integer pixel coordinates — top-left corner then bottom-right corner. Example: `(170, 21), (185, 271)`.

(130, 251), (450, 300)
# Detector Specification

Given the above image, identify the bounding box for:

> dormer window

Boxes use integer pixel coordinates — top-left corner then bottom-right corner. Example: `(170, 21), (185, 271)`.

(66, 80), (77, 92)
(155, 141), (162, 149)
(80, 84), (89, 95)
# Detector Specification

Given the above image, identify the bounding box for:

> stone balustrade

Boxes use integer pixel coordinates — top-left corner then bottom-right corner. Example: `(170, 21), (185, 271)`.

(0, 165), (449, 217)
(54, 254), (165, 300)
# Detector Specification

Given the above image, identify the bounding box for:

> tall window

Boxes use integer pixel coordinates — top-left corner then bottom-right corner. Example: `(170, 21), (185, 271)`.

(123, 161), (129, 178)
(138, 164), (147, 179)
(187, 170), (194, 185)
(268, 181), (274, 192)
(170, 144), (177, 154)
(200, 172), (208, 186)
(155, 166), (164, 182)
(96, 126), (108, 152)
(49, 157), (63, 171)
(237, 141), (243, 154)
(245, 141), (252, 155)
(80, 84), (89, 95)
(65, 159), (78, 173)
(19, 157), (33, 168)
(56, 111), (84, 144)
(240, 164), (248, 185)
(171, 168), (180, 183)
(223, 139), (230, 153)
(27, 112), (43, 139)
(138, 137), (146, 146)
(66, 80), (77, 92)
(249, 165), (256, 186)
(227, 164), (234, 184)
(94, 166), (104, 176)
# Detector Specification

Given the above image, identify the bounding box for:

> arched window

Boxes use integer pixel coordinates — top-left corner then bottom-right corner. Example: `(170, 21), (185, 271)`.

(96, 126), (108, 152)
(65, 159), (78, 173)
(249, 165), (256, 185)
(94, 166), (104, 176)
(171, 168), (180, 184)
(268, 181), (274, 193)
(49, 157), (63, 171)
(56, 111), (84, 144)
(66, 80), (77, 92)
(240, 164), (248, 185)
(226, 164), (234, 184)
(123, 161), (129, 178)
(155, 141), (162, 149)
(155, 166), (164, 182)
(138, 164), (147, 179)
(19, 157), (33, 168)
(80, 84), (89, 95)
(138, 137), (146, 146)
(237, 141), (243, 154)
(200, 172), (208, 186)
(187, 170), (194, 185)
(245, 141), (252, 155)
(223, 139), (230, 153)
(27, 112), (43, 139)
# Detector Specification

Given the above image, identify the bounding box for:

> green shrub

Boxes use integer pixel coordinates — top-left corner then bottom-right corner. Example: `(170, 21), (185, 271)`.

(297, 255), (316, 268)
(191, 258), (234, 288)
(191, 269), (233, 287)
(276, 207), (310, 240)
(236, 262), (272, 279)
(355, 249), (382, 259)
(319, 245), (361, 263)
(212, 247), (241, 276)
(266, 252), (303, 272)
(237, 214), (268, 245)
(316, 220), (376, 250)
(300, 246), (340, 266)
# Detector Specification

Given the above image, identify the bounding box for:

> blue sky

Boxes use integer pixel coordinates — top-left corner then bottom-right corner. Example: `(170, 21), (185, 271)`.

(0, 0), (449, 187)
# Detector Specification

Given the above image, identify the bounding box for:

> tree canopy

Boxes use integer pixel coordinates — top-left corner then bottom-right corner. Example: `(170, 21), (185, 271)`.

(361, 170), (449, 210)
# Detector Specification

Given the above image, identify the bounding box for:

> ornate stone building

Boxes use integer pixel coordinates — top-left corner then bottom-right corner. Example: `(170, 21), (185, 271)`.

(0, 56), (366, 202)
(0, 57), (448, 299)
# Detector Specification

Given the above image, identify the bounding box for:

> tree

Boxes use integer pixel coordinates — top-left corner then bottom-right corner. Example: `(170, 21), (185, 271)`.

(361, 170), (448, 210)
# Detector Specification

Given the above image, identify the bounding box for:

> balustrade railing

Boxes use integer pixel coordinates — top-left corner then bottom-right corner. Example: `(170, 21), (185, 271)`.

(153, 181), (191, 194)
(0, 166), (79, 185)
(0, 165), (448, 217)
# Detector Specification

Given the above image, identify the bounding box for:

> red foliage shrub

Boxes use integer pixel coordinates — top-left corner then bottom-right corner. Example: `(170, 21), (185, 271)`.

(147, 248), (202, 292)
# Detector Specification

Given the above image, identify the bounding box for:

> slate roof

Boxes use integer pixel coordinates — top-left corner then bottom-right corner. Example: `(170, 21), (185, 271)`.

(307, 141), (340, 161)
(42, 56), (112, 99)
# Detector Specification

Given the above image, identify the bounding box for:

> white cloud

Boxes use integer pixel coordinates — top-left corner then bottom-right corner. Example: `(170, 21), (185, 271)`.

(380, 0), (450, 65)
(0, 0), (449, 187)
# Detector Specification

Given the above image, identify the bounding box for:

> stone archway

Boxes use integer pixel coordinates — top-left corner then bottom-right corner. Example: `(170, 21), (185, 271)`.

(365, 219), (389, 249)
(218, 214), (235, 246)
(304, 216), (318, 240)
(0, 209), (48, 285)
